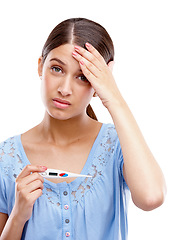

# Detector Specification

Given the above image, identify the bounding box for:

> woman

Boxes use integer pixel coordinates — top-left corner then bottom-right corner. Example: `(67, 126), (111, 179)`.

(0, 18), (166, 240)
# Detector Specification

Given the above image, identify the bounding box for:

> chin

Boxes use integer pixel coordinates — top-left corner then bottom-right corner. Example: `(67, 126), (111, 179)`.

(45, 103), (87, 121)
(46, 109), (82, 121)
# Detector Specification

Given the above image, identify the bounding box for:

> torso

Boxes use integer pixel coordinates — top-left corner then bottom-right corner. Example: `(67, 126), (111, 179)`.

(21, 121), (102, 184)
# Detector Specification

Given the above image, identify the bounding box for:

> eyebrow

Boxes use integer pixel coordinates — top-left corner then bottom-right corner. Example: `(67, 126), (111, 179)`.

(50, 58), (66, 66)
(49, 57), (82, 72)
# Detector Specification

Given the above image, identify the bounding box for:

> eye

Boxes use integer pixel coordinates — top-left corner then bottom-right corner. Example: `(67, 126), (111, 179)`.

(78, 75), (89, 82)
(51, 66), (62, 73)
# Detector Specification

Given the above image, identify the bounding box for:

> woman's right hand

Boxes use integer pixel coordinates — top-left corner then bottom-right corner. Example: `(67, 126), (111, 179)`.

(11, 165), (47, 225)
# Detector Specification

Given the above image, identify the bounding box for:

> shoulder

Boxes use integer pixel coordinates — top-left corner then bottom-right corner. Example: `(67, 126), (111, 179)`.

(0, 136), (16, 160)
(99, 123), (122, 161)
(0, 135), (25, 180)
(93, 122), (120, 160)
(101, 123), (119, 143)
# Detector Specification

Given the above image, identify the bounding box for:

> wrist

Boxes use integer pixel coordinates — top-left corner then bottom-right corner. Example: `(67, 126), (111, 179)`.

(10, 208), (27, 228)
(104, 91), (126, 113)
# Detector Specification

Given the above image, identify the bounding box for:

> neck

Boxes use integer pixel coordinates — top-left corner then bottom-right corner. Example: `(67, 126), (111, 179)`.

(38, 111), (93, 145)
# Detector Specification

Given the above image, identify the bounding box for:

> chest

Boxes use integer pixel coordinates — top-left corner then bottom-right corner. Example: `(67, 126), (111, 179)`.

(22, 138), (93, 184)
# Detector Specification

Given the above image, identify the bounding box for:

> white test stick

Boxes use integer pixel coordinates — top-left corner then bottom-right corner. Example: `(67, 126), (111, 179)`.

(39, 168), (92, 179)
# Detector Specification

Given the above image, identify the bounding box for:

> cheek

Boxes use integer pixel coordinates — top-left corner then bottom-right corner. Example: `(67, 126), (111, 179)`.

(40, 76), (54, 105)
(41, 72), (55, 94)
(79, 87), (94, 104)
(41, 66), (54, 90)
(43, 79), (52, 92)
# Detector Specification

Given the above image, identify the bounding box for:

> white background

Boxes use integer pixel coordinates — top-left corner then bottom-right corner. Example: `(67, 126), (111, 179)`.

(0, 0), (170, 239)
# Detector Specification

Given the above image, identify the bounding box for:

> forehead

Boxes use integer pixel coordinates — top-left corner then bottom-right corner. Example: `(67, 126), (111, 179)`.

(45, 44), (77, 66)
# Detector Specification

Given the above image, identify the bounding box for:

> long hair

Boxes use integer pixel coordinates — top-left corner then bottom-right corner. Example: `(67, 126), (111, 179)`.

(41, 18), (114, 120)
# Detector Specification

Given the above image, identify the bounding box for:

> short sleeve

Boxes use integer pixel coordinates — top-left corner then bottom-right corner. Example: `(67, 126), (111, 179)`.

(0, 169), (8, 214)
(116, 138), (129, 190)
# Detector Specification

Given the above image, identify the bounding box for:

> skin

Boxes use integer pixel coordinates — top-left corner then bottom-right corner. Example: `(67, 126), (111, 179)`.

(0, 165), (47, 239)
(0, 43), (104, 239)
(40, 44), (96, 122)
(0, 42), (167, 239)
(72, 42), (166, 209)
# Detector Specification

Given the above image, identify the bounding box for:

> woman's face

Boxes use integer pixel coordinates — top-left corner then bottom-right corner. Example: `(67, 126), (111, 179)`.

(38, 44), (95, 121)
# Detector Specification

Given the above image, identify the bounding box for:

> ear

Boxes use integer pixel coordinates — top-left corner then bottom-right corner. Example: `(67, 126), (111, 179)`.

(38, 57), (43, 79)
(107, 61), (114, 72)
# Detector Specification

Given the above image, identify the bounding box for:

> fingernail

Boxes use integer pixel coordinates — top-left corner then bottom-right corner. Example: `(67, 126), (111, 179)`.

(72, 51), (78, 57)
(75, 45), (80, 51)
(86, 42), (91, 48)
(40, 166), (47, 170)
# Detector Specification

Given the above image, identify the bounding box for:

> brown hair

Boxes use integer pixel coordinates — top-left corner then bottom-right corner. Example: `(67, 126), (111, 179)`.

(41, 18), (114, 120)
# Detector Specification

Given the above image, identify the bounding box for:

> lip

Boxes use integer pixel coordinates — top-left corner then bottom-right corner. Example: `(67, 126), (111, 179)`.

(53, 98), (71, 105)
(52, 98), (71, 109)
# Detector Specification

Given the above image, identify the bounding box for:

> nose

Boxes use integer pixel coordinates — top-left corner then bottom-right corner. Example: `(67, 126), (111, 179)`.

(57, 75), (72, 97)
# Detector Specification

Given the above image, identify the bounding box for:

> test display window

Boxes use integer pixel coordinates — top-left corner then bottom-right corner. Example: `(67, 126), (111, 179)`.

(49, 172), (58, 176)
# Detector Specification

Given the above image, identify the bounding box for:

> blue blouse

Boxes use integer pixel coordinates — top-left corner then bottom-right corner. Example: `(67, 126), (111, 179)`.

(0, 123), (130, 240)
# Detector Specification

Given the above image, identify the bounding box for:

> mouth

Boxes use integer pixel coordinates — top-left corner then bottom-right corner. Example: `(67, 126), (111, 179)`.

(52, 98), (71, 109)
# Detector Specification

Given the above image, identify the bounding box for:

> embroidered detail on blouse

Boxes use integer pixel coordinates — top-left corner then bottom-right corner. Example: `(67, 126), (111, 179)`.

(0, 124), (119, 207)
(0, 137), (24, 180)
(42, 184), (61, 205)
(39, 125), (118, 205)
(69, 125), (117, 204)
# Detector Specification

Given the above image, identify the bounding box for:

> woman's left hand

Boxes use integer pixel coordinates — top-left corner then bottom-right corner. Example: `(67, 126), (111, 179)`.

(72, 43), (122, 109)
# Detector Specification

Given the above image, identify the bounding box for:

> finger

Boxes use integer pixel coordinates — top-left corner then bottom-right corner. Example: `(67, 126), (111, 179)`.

(85, 43), (107, 65)
(23, 189), (43, 207)
(17, 165), (47, 180)
(74, 45), (105, 70)
(73, 52), (100, 78)
(19, 179), (43, 197)
(79, 60), (97, 84)
(29, 189), (43, 204)
(25, 179), (44, 193)
(20, 172), (44, 187)
(75, 43), (106, 66)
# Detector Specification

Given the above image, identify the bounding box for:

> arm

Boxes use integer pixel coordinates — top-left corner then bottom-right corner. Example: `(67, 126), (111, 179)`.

(0, 165), (46, 239)
(107, 92), (166, 211)
(0, 213), (8, 236)
(0, 212), (25, 240)
(73, 43), (167, 211)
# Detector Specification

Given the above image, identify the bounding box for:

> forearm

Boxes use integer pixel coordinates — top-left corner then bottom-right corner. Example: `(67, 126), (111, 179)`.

(0, 165), (45, 240)
(1, 211), (25, 240)
(70, 41), (166, 210)
(107, 92), (166, 210)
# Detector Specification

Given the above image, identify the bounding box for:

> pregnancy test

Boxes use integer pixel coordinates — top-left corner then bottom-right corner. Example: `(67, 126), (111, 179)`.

(39, 168), (92, 178)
